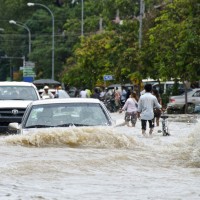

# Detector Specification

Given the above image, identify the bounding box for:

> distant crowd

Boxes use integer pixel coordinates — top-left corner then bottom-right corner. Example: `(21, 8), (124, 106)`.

(41, 84), (164, 137)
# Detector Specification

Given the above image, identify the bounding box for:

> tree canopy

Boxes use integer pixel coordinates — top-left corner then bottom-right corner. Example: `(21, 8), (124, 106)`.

(0, 0), (199, 89)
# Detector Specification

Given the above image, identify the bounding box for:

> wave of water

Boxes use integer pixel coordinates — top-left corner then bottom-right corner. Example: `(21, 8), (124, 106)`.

(176, 123), (200, 168)
(2, 122), (200, 169)
(151, 121), (200, 168)
(3, 127), (137, 149)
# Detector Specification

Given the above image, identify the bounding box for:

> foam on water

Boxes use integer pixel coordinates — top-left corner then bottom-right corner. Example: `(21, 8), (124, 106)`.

(3, 127), (137, 149)
(152, 121), (200, 168)
(179, 122), (200, 168)
(2, 120), (200, 169)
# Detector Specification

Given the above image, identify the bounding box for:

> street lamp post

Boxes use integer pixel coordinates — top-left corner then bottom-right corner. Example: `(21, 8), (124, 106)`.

(9, 20), (31, 55)
(27, 2), (55, 80)
(81, 0), (84, 36)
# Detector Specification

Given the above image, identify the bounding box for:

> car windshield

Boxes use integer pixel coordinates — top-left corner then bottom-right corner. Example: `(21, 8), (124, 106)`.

(25, 103), (111, 128)
(0, 86), (39, 100)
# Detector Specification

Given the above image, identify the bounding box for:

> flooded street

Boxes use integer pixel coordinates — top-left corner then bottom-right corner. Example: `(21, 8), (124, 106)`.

(0, 113), (200, 200)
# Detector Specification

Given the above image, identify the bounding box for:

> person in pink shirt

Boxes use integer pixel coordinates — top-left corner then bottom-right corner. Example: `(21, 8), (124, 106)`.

(120, 91), (138, 127)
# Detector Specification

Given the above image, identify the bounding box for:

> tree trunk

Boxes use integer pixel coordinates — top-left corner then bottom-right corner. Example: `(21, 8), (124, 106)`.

(184, 82), (188, 114)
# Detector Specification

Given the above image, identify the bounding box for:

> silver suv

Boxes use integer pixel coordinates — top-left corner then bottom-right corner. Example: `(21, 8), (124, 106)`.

(0, 81), (40, 133)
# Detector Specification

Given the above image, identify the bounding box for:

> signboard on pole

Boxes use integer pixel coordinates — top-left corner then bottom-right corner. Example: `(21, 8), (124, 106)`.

(23, 61), (36, 82)
(103, 75), (114, 81)
(23, 67), (36, 77)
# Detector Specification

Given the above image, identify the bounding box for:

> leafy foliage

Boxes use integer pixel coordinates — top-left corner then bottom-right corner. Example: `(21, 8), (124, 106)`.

(0, 0), (199, 93)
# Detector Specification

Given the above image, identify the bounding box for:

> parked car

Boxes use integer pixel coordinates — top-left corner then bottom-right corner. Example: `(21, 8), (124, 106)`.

(167, 88), (200, 114)
(39, 89), (70, 99)
(8, 98), (114, 134)
(0, 81), (40, 133)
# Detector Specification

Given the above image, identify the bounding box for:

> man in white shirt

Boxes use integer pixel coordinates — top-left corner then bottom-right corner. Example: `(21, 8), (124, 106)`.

(137, 84), (162, 136)
(79, 88), (88, 98)
(41, 85), (54, 99)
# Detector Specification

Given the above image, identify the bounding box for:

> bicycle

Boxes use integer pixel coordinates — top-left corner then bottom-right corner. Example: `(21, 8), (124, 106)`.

(160, 115), (170, 136)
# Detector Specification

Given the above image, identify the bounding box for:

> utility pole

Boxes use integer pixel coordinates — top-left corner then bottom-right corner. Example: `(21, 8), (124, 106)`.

(139, 0), (145, 49)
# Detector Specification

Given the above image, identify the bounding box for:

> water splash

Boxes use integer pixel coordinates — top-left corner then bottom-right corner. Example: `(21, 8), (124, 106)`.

(4, 127), (137, 149)
(164, 121), (200, 168)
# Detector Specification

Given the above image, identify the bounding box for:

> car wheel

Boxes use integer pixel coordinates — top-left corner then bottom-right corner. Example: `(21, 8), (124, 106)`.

(187, 103), (195, 114)
(183, 103), (195, 114)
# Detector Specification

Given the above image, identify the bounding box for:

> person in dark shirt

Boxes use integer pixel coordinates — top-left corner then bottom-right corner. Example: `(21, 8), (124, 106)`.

(91, 88), (100, 99)
(126, 89), (131, 101)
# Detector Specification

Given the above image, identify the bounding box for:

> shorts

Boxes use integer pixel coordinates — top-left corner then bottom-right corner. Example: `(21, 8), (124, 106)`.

(154, 108), (161, 118)
(125, 112), (137, 125)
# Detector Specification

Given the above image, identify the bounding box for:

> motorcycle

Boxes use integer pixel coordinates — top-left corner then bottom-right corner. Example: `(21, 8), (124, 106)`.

(103, 97), (118, 113)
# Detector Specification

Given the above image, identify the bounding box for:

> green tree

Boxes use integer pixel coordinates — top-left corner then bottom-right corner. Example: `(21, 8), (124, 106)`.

(143, 0), (200, 112)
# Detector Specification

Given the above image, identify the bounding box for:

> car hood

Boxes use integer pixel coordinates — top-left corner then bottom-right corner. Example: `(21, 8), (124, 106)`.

(0, 100), (32, 108)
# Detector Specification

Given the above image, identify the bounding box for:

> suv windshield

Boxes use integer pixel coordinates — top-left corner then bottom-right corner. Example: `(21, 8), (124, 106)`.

(0, 86), (39, 100)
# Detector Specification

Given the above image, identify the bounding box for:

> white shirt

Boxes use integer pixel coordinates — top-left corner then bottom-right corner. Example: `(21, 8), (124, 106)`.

(41, 90), (54, 99)
(138, 92), (161, 120)
(80, 90), (88, 98)
(122, 98), (138, 112)
(100, 91), (105, 98)
(121, 89), (127, 101)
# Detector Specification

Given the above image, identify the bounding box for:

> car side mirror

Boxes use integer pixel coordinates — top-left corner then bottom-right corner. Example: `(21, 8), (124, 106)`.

(8, 122), (20, 130)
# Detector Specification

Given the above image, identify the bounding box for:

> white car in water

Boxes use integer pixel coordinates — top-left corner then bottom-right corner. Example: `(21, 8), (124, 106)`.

(0, 81), (40, 133)
(8, 98), (114, 134)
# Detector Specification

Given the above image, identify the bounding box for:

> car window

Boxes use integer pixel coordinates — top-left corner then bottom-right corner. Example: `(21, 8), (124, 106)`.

(153, 84), (164, 94)
(0, 86), (39, 100)
(25, 103), (111, 127)
(193, 91), (200, 97)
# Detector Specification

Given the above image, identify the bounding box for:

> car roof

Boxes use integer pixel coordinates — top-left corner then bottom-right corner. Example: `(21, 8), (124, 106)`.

(187, 88), (200, 93)
(107, 84), (121, 88)
(0, 81), (36, 87)
(153, 81), (183, 85)
(192, 88), (200, 91)
(107, 83), (133, 88)
(30, 98), (101, 106)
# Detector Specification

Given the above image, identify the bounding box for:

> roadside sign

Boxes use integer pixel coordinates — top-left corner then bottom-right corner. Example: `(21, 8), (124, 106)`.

(24, 61), (35, 67)
(23, 61), (36, 78)
(23, 76), (34, 82)
(23, 67), (36, 77)
(103, 75), (114, 81)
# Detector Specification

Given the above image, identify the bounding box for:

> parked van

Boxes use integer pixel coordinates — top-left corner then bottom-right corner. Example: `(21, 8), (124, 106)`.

(142, 79), (158, 86)
(152, 81), (184, 95)
(140, 81), (184, 95)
